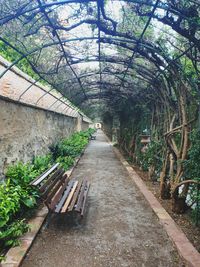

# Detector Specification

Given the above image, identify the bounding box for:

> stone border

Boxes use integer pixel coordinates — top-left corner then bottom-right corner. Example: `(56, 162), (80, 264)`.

(111, 144), (200, 267)
(1, 148), (87, 267)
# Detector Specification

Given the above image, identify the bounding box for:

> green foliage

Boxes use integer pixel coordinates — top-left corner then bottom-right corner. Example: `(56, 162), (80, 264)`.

(56, 156), (74, 170)
(50, 130), (90, 160)
(32, 155), (53, 175)
(0, 160), (44, 254)
(184, 129), (200, 224)
(5, 162), (37, 187)
(0, 179), (36, 257)
(52, 130), (92, 169)
(5, 162), (39, 208)
(137, 139), (163, 172)
(0, 182), (21, 228)
(0, 41), (40, 82)
(184, 129), (200, 180)
(88, 128), (96, 135)
(0, 220), (29, 248)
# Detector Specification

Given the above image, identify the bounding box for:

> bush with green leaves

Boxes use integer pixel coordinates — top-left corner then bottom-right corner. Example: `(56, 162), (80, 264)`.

(32, 154), (53, 175)
(136, 139), (163, 173)
(56, 156), (74, 170)
(50, 130), (90, 160)
(87, 128), (96, 135)
(184, 129), (200, 180)
(184, 129), (200, 223)
(0, 220), (29, 248)
(5, 162), (37, 188)
(0, 179), (37, 256)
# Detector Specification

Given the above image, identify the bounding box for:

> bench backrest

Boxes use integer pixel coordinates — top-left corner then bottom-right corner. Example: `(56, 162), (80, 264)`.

(30, 163), (69, 206)
(30, 163), (60, 186)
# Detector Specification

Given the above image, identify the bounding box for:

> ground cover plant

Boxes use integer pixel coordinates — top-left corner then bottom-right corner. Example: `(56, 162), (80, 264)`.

(0, 128), (94, 260)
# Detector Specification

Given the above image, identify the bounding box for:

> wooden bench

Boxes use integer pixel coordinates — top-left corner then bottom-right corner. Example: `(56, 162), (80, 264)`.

(89, 133), (96, 140)
(30, 163), (90, 219)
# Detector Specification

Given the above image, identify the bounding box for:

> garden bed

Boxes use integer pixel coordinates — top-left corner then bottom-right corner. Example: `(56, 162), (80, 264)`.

(132, 164), (200, 253)
(0, 128), (95, 261)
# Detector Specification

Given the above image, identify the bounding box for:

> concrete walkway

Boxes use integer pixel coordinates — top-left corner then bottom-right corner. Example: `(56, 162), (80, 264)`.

(22, 131), (182, 267)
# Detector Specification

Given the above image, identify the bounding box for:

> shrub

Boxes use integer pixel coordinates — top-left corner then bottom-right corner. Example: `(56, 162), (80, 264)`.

(0, 220), (29, 248)
(5, 163), (39, 209)
(0, 182), (21, 228)
(32, 155), (53, 174)
(184, 129), (200, 224)
(56, 156), (74, 170)
(50, 130), (89, 160)
(5, 162), (36, 187)
(0, 180), (36, 256)
(136, 139), (163, 173)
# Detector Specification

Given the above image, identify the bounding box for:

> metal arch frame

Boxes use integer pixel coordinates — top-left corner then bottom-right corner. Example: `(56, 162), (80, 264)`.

(0, 34), (194, 106)
(0, 34), (160, 98)
(118, 0), (160, 92)
(36, 0), (87, 100)
(0, 35), (160, 80)
(1, 0), (198, 27)
(54, 67), (154, 88)
(0, 35), (161, 98)
(68, 81), (145, 100)
(0, 0), (198, 110)
(18, 78), (41, 101)
(0, 37), (82, 115)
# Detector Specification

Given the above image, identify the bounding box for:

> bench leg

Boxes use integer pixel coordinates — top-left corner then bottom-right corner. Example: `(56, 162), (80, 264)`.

(81, 183), (90, 216)
(43, 211), (53, 229)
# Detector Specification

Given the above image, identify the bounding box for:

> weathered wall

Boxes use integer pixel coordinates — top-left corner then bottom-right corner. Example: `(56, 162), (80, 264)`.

(82, 121), (90, 131)
(0, 97), (82, 176)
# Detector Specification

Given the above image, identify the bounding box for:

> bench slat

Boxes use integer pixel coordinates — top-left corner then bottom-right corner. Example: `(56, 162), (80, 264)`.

(31, 163), (60, 186)
(61, 181), (79, 213)
(45, 173), (68, 206)
(68, 180), (83, 212)
(81, 182), (90, 216)
(42, 170), (65, 199)
(39, 168), (63, 193)
(75, 179), (87, 212)
(48, 176), (69, 211)
(55, 180), (74, 213)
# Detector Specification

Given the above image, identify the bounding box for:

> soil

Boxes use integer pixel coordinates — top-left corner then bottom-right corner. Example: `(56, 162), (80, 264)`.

(22, 131), (184, 267)
(132, 165), (200, 253)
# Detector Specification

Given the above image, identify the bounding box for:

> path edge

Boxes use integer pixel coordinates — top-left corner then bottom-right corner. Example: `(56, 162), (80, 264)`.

(108, 140), (200, 267)
(1, 146), (88, 267)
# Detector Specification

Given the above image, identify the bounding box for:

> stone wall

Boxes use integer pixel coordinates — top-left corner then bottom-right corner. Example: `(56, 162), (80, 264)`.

(82, 121), (90, 131)
(0, 97), (84, 177)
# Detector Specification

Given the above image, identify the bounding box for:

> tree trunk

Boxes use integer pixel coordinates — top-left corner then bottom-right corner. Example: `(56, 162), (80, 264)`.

(171, 180), (198, 213)
(160, 152), (171, 199)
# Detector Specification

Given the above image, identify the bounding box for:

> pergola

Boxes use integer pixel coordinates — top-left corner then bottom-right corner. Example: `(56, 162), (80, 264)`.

(0, 0), (199, 116)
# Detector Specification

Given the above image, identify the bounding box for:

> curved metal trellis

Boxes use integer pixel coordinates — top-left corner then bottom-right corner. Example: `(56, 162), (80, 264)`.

(0, 0), (199, 112)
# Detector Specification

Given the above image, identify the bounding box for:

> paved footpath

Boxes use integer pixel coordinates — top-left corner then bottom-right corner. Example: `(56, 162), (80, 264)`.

(22, 130), (183, 267)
